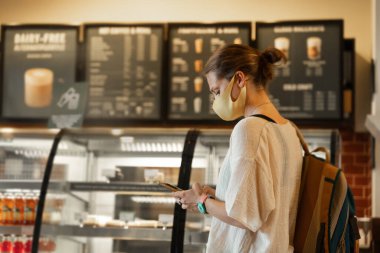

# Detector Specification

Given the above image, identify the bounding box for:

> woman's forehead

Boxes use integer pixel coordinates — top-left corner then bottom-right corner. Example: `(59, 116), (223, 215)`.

(206, 72), (219, 83)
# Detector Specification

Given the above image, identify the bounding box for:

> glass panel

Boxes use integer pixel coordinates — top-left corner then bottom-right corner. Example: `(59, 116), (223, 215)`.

(40, 129), (190, 253)
(0, 129), (55, 253)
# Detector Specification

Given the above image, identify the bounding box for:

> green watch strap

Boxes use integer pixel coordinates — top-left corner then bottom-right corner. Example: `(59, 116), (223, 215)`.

(197, 194), (214, 214)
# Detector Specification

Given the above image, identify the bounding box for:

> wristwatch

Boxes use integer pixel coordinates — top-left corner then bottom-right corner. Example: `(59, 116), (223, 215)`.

(197, 193), (214, 214)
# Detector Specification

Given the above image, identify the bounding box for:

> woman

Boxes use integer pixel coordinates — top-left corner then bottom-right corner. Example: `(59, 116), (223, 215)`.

(173, 44), (303, 253)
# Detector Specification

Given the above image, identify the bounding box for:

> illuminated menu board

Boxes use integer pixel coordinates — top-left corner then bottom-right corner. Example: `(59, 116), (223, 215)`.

(256, 20), (343, 119)
(167, 23), (251, 120)
(85, 24), (164, 120)
(1, 25), (78, 119)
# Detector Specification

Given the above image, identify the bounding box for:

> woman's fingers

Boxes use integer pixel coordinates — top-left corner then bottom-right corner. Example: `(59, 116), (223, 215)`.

(202, 185), (216, 197)
(172, 190), (184, 198)
(173, 189), (192, 201)
(192, 182), (202, 194)
(175, 200), (198, 212)
(172, 185), (202, 207)
(181, 203), (198, 211)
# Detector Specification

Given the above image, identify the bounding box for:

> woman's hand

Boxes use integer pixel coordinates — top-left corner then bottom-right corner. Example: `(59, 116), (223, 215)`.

(202, 185), (216, 197)
(173, 182), (203, 210)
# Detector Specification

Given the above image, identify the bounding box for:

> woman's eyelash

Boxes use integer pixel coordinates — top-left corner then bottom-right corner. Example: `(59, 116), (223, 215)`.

(211, 90), (219, 96)
(210, 89), (220, 96)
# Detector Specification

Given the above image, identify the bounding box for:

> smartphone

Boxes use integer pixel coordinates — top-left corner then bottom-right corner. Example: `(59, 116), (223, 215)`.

(160, 182), (183, 192)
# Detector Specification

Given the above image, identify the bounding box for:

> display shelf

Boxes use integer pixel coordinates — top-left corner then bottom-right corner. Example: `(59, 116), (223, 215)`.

(39, 225), (208, 244)
(0, 225), (208, 244)
(44, 225), (172, 241)
(187, 231), (209, 245)
(0, 180), (66, 191)
(0, 225), (34, 235)
(0, 181), (179, 194)
(68, 182), (174, 194)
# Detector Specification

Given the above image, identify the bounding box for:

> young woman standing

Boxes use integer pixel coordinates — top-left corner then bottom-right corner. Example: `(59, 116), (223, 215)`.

(174, 44), (303, 253)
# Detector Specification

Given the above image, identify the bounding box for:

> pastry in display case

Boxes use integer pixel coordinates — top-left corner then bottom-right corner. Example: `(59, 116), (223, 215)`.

(0, 127), (340, 253)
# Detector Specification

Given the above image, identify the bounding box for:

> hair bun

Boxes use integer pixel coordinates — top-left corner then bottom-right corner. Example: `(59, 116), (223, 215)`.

(261, 48), (286, 64)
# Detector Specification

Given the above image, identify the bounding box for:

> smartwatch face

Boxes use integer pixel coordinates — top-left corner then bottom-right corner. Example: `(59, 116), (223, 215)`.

(197, 202), (207, 214)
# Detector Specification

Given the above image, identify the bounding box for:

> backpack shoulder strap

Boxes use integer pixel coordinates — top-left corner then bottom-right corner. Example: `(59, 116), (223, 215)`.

(290, 121), (332, 163)
(289, 121), (310, 155)
(250, 114), (277, 124)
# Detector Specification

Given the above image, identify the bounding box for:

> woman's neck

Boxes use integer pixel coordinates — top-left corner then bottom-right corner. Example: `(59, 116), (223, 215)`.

(244, 88), (272, 116)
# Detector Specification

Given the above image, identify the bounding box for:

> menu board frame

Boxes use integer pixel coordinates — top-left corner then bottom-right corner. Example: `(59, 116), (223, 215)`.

(0, 23), (80, 124)
(166, 22), (252, 125)
(255, 20), (344, 126)
(82, 23), (166, 126)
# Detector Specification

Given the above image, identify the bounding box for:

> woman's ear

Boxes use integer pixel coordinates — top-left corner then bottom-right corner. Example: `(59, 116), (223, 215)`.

(235, 71), (246, 88)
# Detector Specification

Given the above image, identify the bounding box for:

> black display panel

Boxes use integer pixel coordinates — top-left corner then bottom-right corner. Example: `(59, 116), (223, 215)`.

(256, 20), (343, 120)
(1, 25), (78, 119)
(84, 24), (164, 120)
(167, 23), (251, 120)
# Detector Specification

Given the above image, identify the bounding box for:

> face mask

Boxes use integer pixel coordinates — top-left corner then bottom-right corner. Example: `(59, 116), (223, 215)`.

(212, 74), (247, 121)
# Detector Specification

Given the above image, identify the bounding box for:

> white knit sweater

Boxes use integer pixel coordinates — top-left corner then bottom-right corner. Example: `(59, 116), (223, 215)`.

(206, 117), (303, 253)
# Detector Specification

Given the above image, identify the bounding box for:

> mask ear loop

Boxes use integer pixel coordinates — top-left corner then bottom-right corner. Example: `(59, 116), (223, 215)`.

(228, 73), (238, 102)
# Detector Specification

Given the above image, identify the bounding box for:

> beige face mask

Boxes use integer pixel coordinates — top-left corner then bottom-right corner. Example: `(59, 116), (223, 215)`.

(212, 74), (247, 121)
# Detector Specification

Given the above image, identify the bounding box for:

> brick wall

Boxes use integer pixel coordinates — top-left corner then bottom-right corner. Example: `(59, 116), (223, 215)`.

(341, 130), (372, 217)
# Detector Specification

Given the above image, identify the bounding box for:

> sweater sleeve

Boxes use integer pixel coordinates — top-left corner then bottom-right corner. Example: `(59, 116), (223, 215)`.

(224, 121), (275, 232)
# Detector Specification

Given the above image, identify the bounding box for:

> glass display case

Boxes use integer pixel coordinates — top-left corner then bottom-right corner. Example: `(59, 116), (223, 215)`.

(0, 127), (340, 253)
(35, 128), (229, 253)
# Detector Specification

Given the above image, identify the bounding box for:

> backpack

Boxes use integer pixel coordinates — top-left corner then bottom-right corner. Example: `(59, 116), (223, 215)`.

(292, 124), (361, 253)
